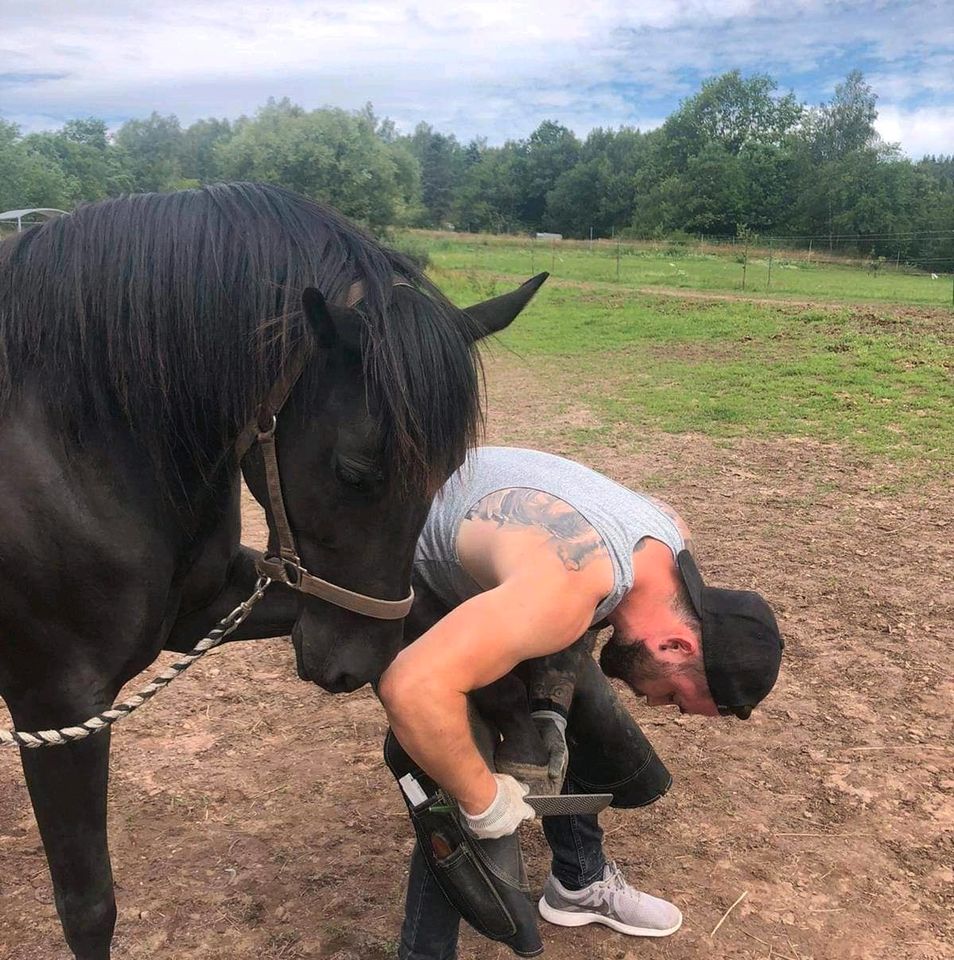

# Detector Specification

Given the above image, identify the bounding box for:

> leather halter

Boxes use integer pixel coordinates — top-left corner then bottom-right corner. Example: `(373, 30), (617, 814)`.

(235, 281), (414, 621)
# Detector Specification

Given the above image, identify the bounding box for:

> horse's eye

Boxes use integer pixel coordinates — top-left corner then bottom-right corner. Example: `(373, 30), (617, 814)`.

(334, 460), (367, 488)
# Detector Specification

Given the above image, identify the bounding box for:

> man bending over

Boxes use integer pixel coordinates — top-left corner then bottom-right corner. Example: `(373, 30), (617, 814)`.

(379, 446), (783, 958)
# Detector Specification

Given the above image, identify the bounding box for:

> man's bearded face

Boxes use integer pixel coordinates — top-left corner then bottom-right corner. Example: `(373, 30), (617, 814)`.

(599, 633), (719, 716)
(599, 634), (667, 690)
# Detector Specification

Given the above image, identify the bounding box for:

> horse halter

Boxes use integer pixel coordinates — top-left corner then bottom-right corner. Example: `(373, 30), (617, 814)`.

(234, 282), (414, 621)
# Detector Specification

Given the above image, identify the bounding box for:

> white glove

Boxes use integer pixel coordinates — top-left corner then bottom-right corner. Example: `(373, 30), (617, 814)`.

(460, 774), (535, 840)
(531, 709), (569, 789)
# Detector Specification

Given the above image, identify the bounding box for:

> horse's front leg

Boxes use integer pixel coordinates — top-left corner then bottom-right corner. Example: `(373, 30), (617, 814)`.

(472, 674), (549, 775)
(165, 545), (299, 651)
(517, 629), (596, 714)
(9, 681), (118, 960)
(479, 633), (596, 792)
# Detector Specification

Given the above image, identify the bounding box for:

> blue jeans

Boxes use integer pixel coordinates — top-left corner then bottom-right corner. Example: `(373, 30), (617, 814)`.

(398, 795), (606, 960)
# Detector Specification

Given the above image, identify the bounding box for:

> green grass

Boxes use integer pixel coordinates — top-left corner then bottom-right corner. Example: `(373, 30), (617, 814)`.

(421, 237), (954, 469)
(408, 231), (954, 307)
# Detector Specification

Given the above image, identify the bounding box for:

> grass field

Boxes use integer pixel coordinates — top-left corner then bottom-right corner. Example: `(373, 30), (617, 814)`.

(408, 232), (954, 472)
(406, 231), (954, 307)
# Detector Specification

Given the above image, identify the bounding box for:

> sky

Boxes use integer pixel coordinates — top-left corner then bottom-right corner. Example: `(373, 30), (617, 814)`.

(2, 0), (953, 159)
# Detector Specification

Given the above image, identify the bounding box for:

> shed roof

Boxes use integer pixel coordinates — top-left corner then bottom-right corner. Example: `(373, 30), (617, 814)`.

(0, 208), (69, 220)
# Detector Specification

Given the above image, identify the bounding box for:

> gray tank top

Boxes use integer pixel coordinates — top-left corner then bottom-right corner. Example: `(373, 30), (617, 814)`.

(414, 446), (685, 624)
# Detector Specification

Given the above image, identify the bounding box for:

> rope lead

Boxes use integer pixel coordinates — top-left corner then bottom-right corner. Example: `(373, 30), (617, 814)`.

(0, 577), (272, 749)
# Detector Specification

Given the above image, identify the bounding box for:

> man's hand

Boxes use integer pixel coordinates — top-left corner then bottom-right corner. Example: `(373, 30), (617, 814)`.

(460, 774), (536, 839)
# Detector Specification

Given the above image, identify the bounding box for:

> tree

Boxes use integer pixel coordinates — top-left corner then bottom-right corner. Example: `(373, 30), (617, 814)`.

(792, 71), (895, 244)
(180, 118), (233, 183)
(22, 119), (134, 203)
(809, 70), (881, 162)
(62, 117), (110, 151)
(114, 112), (184, 192)
(661, 71), (802, 170)
(404, 123), (464, 227)
(216, 100), (413, 229)
(547, 127), (650, 236)
(0, 70), (944, 257)
(736, 140), (800, 231)
(0, 120), (77, 211)
(518, 121), (581, 230)
(546, 161), (604, 236)
(633, 73), (803, 236)
(453, 142), (525, 233)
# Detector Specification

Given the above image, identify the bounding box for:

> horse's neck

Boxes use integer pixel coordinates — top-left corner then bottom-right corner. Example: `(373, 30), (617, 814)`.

(0, 386), (235, 559)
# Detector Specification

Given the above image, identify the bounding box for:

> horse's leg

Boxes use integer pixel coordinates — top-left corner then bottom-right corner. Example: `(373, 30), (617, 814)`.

(482, 632), (597, 779)
(9, 685), (117, 960)
(516, 630), (596, 713)
(472, 675), (549, 773)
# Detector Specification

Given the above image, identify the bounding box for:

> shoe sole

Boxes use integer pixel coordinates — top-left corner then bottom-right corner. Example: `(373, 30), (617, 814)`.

(538, 896), (683, 938)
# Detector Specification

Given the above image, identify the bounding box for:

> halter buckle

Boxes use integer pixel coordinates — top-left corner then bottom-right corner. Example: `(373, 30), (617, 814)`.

(257, 413), (277, 440)
(280, 556), (302, 587)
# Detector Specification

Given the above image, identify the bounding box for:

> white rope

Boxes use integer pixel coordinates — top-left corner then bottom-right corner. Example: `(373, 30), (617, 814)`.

(0, 577), (272, 749)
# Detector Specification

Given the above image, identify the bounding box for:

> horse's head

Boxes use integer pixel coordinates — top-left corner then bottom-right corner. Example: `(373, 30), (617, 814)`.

(243, 274), (547, 693)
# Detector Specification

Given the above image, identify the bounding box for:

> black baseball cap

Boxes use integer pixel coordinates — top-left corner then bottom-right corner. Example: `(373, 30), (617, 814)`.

(676, 550), (783, 719)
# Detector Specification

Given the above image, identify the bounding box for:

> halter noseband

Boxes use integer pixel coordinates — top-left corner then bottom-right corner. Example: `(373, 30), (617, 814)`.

(235, 281), (414, 621)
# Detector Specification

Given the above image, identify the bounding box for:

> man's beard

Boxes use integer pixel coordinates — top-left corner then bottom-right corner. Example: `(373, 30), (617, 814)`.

(599, 636), (662, 692)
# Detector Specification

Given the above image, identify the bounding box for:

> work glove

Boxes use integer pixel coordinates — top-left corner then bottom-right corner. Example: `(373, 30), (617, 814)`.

(530, 709), (569, 791)
(460, 773), (536, 840)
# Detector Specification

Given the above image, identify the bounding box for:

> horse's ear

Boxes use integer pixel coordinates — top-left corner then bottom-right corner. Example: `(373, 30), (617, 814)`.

(302, 287), (362, 353)
(463, 272), (549, 339)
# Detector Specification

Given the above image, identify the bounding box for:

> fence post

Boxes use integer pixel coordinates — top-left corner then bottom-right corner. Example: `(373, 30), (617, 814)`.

(767, 238), (774, 290)
(616, 237), (621, 282)
(741, 233), (749, 291)
(530, 235), (535, 274)
(551, 239), (556, 273)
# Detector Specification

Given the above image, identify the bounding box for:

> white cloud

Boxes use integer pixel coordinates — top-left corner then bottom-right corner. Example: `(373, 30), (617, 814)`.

(877, 105), (954, 159)
(1, 0), (952, 153)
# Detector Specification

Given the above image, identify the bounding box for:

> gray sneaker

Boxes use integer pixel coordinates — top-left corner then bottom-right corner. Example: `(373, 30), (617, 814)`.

(539, 861), (683, 937)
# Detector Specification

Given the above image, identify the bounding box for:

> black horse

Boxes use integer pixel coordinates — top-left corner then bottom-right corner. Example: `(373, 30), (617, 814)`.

(0, 182), (546, 960)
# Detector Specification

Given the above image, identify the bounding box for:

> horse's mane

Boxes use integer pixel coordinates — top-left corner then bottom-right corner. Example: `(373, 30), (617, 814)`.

(0, 182), (482, 493)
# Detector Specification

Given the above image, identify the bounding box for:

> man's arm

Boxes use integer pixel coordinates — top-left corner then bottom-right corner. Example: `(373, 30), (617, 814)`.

(379, 567), (605, 813)
(378, 490), (614, 816)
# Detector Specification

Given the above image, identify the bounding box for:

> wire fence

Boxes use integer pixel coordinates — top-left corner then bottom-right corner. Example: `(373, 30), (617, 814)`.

(421, 228), (954, 307)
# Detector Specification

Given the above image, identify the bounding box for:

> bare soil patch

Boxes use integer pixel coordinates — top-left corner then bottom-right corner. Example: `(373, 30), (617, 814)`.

(1, 352), (951, 960)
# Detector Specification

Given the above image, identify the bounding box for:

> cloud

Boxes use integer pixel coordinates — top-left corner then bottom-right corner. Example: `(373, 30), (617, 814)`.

(0, 72), (70, 87)
(1, 0), (952, 155)
(877, 105), (954, 159)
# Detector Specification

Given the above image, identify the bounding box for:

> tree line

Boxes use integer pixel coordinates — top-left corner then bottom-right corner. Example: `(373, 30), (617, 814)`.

(2, 71), (952, 267)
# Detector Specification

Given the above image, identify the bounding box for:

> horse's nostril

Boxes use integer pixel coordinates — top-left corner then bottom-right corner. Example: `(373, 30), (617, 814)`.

(319, 672), (363, 694)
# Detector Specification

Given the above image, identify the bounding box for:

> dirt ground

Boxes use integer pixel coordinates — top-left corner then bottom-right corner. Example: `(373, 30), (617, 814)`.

(0, 346), (951, 960)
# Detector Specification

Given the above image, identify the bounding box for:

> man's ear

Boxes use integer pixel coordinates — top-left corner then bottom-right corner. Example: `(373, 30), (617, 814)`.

(463, 272), (548, 339)
(656, 632), (697, 659)
(302, 287), (363, 353)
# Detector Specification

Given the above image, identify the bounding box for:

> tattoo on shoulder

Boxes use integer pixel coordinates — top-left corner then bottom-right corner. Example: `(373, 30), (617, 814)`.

(465, 489), (606, 572)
